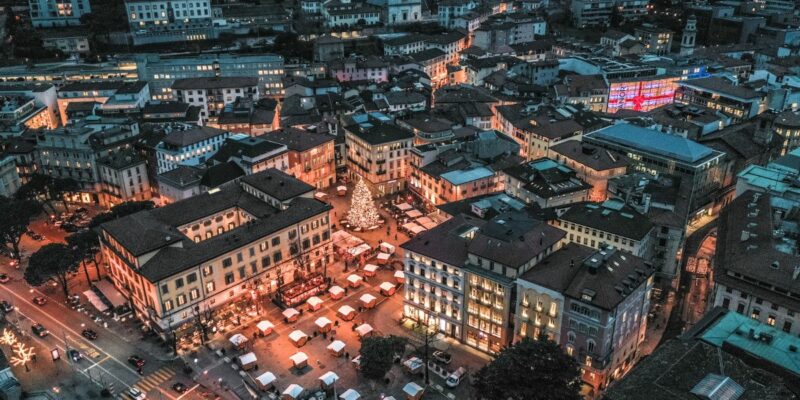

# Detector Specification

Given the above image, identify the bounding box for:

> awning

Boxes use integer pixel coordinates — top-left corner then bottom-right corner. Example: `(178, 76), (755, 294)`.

(416, 216), (437, 230)
(410, 225), (426, 234)
(82, 290), (108, 312)
(405, 209), (423, 218)
(94, 280), (127, 308)
(395, 202), (413, 211)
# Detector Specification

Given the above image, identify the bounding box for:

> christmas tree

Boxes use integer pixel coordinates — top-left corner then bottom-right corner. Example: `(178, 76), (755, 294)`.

(348, 177), (381, 229)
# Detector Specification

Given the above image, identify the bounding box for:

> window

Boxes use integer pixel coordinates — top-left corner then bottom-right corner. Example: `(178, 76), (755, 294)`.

(272, 237), (281, 246)
(225, 272), (234, 284)
(587, 340), (595, 353)
(273, 251), (282, 263)
(189, 288), (199, 300)
(161, 284), (169, 294)
(187, 273), (197, 284)
(175, 278), (184, 288)
(261, 256), (271, 269)
(206, 281), (215, 293)
(222, 258), (232, 268)
(567, 332), (575, 343)
(783, 321), (792, 333)
(767, 315), (776, 326)
(236, 253), (243, 263)
(203, 265), (213, 276)
(751, 308), (760, 320)
(250, 262), (258, 274)
(164, 300), (173, 312)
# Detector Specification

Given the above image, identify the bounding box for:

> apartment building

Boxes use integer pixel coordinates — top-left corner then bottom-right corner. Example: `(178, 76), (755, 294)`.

(675, 77), (764, 123)
(555, 199), (654, 258)
(321, 0), (381, 27)
(209, 135), (289, 175)
(97, 149), (152, 208)
(437, 0), (478, 29)
(29, 0), (90, 27)
(516, 243), (654, 394)
(385, 0), (422, 25)
(548, 141), (629, 202)
(36, 117), (141, 203)
(710, 190), (800, 336)
(0, 95), (54, 136)
(503, 158), (592, 209)
(56, 81), (150, 125)
(125, 0), (211, 29)
(134, 53), (285, 100)
(98, 169), (333, 337)
(495, 104), (584, 160)
(155, 125), (233, 173)
(401, 205), (565, 353)
(0, 156), (21, 198)
(571, 0), (649, 27)
(266, 128), (336, 189)
(408, 130), (521, 208)
(209, 98), (278, 136)
(0, 83), (59, 130)
(343, 113), (414, 195)
(171, 77), (259, 123)
(634, 25), (673, 56)
(329, 56), (390, 84)
(156, 165), (204, 205)
(409, 49), (449, 88)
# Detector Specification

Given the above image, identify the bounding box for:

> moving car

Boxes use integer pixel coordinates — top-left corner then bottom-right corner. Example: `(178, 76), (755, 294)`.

(68, 349), (82, 362)
(172, 383), (188, 393)
(0, 301), (13, 313)
(433, 350), (452, 365)
(31, 323), (49, 337)
(81, 329), (98, 340)
(128, 355), (146, 369)
(32, 296), (47, 306)
(0, 274), (9, 283)
(128, 387), (146, 400)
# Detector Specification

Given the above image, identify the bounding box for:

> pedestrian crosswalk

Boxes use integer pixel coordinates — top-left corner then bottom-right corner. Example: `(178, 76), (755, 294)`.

(133, 366), (175, 393)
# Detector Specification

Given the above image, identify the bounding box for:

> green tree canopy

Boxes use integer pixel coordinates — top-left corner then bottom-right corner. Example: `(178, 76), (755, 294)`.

(359, 335), (407, 380)
(24, 243), (80, 297)
(67, 229), (101, 283)
(472, 336), (582, 400)
(0, 197), (42, 261)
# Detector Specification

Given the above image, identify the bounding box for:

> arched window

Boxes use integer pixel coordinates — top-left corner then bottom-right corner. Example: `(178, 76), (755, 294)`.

(587, 339), (595, 353)
(567, 332), (576, 343)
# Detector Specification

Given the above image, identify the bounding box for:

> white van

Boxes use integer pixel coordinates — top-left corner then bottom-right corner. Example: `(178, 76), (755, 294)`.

(445, 367), (467, 388)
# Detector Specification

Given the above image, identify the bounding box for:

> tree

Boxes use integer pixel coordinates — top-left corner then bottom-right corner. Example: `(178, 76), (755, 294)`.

(66, 230), (101, 284)
(472, 336), (582, 400)
(347, 178), (381, 229)
(49, 178), (80, 212)
(359, 335), (407, 380)
(15, 174), (52, 211)
(0, 197), (42, 262)
(24, 243), (79, 297)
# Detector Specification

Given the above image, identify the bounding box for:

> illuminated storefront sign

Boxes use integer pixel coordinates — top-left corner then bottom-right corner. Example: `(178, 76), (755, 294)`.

(607, 76), (680, 113)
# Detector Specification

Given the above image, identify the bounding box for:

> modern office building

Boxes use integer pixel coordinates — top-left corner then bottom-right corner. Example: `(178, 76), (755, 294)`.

(29, 0), (90, 27)
(675, 77), (764, 122)
(171, 77), (259, 124)
(155, 125), (233, 174)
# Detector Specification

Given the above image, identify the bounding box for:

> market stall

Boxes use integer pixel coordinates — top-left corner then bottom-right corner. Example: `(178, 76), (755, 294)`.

(346, 274), (363, 288)
(360, 293), (377, 309)
(376, 252), (391, 265)
(362, 264), (378, 277)
(410, 224), (426, 235)
(229, 333), (248, 349)
(282, 384), (304, 400)
(337, 305), (357, 321)
(405, 209), (423, 219)
(277, 273), (328, 308)
(394, 270), (406, 284)
(329, 285), (345, 300)
(403, 382), (425, 400)
(255, 372), (277, 391)
(395, 202), (413, 211)
(340, 389), (361, 400)
(327, 340), (346, 356)
(416, 216), (437, 230)
(315, 317), (333, 333)
(283, 308), (300, 323)
(379, 282), (396, 296)
(237, 352), (257, 371)
(256, 320), (274, 336)
(319, 371), (339, 390)
(337, 186), (347, 196)
(355, 323), (374, 338)
(346, 243), (372, 259)
(314, 192), (329, 202)
(289, 330), (309, 347)
(306, 296), (324, 311)
(289, 352), (308, 369)
(380, 242), (396, 254)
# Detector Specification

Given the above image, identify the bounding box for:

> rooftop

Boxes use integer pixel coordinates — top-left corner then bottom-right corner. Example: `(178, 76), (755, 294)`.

(171, 76), (259, 90)
(549, 140), (628, 171)
(504, 158), (592, 199)
(160, 125), (230, 148)
(559, 199), (654, 241)
(679, 77), (762, 101)
(587, 123), (720, 165)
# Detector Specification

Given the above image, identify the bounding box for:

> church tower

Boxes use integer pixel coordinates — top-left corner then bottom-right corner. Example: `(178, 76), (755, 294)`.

(680, 15), (697, 56)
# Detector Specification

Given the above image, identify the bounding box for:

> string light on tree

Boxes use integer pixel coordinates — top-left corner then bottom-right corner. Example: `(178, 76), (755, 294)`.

(11, 342), (35, 372)
(0, 329), (17, 346)
(347, 178), (381, 229)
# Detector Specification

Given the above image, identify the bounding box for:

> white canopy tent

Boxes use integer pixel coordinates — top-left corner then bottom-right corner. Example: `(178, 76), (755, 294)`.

(395, 202), (413, 211)
(255, 371), (276, 387)
(376, 252), (391, 263)
(319, 371), (339, 386)
(403, 382), (424, 397)
(416, 216), (437, 230)
(340, 389), (361, 400)
(355, 324), (373, 337)
(283, 384), (304, 399)
(347, 243), (372, 258)
(315, 317), (332, 330)
(256, 320), (274, 335)
(288, 330), (308, 345)
(405, 209), (423, 218)
(327, 340), (345, 353)
(229, 333), (248, 347)
(363, 264), (378, 275)
(394, 270), (405, 283)
(347, 274), (363, 286)
(307, 296), (323, 310)
(329, 285), (345, 297)
(289, 352), (308, 368)
(380, 242), (396, 254)
(282, 308), (300, 320)
(238, 352), (257, 365)
(410, 224), (426, 235)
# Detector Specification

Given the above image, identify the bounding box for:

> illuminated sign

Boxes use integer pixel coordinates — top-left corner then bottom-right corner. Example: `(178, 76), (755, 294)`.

(607, 77), (679, 113)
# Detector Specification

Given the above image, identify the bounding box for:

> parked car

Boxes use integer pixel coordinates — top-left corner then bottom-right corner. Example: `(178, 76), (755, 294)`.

(31, 323), (49, 337)
(68, 349), (82, 362)
(128, 355), (146, 368)
(32, 296), (47, 306)
(0, 274), (9, 284)
(128, 387), (146, 400)
(432, 351), (452, 365)
(0, 301), (14, 313)
(81, 329), (98, 340)
(446, 367), (467, 388)
(172, 383), (188, 393)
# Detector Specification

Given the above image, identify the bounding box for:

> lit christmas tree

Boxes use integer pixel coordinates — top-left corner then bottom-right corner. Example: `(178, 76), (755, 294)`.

(348, 177), (381, 229)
